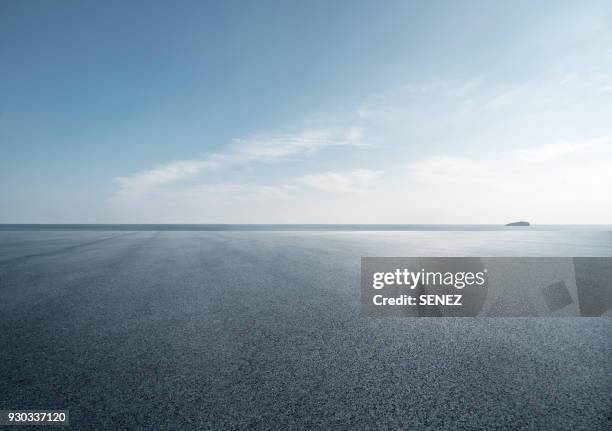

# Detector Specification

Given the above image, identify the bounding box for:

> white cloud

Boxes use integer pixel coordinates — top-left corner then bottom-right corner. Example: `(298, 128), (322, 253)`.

(408, 155), (494, 183)
(109, 136), (612, 224)
(343, 127), (365, 143)
(395, 139), (612, 223)
(110, 65), (612, 223)
(113, 127), (364, 199)
(230, 129), (335, 161)
(114, 160), (209, 194)
(516, 138), (607, 164)
(484, 87), (528, 111)
(294, 169), (381, 193)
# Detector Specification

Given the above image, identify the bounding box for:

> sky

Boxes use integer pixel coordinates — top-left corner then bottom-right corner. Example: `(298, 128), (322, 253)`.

(1, 0), (611, 223)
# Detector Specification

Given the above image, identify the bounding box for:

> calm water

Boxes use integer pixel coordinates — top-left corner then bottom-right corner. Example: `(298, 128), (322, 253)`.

(1, 224), (611, 231)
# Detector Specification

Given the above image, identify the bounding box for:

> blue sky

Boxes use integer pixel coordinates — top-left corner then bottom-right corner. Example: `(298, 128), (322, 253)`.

(1, 0), (611, 223)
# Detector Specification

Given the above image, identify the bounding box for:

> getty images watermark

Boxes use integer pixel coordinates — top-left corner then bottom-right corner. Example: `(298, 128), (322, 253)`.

(361, 257), (612, 317)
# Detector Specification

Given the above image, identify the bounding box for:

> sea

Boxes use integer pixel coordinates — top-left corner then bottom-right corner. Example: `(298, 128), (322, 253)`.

(1, 224), (611, 231)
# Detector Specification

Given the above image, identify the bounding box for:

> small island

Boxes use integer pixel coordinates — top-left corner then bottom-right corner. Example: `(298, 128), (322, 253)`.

(505, 221), (530, 226)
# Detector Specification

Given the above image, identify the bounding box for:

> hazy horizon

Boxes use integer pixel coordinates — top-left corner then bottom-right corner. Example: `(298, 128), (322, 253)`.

(2, 1), (612, 224)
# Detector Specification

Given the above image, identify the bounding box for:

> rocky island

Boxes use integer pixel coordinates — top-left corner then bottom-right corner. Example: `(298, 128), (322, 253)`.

(505, 221), (530, 226)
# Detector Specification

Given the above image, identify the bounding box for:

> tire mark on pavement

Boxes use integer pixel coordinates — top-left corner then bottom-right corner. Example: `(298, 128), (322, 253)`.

(0, 231), (141, 267)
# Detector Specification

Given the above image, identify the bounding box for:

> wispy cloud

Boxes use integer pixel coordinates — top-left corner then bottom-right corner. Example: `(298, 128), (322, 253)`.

(517, 137), (610, 164)
(109, 135), (612, 223)
(408, 155), (493, 183)
(114, 160), (210, 195)
(227, 128), (362, 161)
(409, 137), (612, 179)
(111, 65), (612, 223)
(294, 169), (381, 193)
(113, 127), (364, 199)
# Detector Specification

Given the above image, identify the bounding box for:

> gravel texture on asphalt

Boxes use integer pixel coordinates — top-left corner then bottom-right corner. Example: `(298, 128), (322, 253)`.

(1, 230), (611, 430)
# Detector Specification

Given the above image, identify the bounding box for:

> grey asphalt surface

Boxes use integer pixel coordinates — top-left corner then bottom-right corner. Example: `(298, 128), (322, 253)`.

(0, 231), (611, 430)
